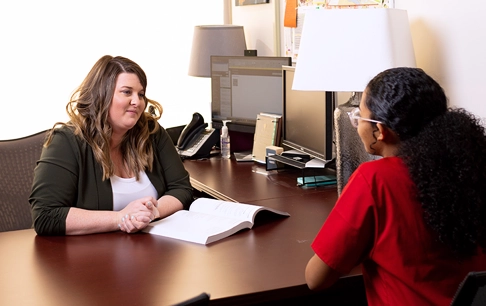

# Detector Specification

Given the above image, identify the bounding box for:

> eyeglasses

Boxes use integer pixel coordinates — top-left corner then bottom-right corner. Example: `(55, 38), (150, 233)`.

(347, 108), (383, 128)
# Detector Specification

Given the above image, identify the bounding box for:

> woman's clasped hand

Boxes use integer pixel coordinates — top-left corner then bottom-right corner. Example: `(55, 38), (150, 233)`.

(117, 197), (160, 233)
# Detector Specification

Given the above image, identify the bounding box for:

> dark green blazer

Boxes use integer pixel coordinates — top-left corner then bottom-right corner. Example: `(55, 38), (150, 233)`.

(30, 124), (193, 235)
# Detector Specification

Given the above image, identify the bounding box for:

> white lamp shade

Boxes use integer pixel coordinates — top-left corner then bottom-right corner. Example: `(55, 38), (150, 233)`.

(188, 25), (247, 77)
(293, 8), (416, 92)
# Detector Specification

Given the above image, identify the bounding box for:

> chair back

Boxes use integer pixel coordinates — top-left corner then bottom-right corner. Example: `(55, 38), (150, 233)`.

(451, 271), (486, 306)
(166, 125), (186, 146)
(334, 97), (380, 195)
(0, 130), (48, 232)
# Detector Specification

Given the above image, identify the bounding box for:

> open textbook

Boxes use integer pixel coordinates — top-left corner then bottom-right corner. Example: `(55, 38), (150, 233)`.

(143, 198), (290, 245)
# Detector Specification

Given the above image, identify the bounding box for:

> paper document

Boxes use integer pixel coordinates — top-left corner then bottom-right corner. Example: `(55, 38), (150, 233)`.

(305, 158), (326, 168)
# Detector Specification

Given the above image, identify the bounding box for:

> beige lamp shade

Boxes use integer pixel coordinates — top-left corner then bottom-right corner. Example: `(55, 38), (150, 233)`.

(292, 8), (416, 92)
(188, 25), (247, 77)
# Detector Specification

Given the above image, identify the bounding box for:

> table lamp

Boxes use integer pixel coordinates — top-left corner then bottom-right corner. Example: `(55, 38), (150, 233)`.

(292, 8), (416, 194)
(187, 24), (247, 136)
(292, 8), (416, 93)
(188, 25), (247, 77)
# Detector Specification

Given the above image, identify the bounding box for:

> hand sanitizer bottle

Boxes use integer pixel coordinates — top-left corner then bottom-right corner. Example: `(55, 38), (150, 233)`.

(220, 120), (231, 159)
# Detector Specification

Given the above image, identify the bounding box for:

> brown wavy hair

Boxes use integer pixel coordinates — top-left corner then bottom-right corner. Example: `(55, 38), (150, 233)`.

(46, 55), (163, 180)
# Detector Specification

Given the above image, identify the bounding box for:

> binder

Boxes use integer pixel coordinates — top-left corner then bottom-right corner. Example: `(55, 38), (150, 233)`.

(252, 113), (282, 164)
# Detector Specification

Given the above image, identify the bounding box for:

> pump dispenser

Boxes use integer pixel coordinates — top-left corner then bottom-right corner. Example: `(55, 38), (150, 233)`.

(220, 120), (231, 159)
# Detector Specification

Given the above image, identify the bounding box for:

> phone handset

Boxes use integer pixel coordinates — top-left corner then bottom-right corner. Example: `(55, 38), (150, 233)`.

(176, 112), (220, 159)
(177, 112), (206, 150)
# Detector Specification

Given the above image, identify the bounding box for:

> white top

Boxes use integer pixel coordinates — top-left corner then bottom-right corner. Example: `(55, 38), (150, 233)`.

(111, 171), (158, 211)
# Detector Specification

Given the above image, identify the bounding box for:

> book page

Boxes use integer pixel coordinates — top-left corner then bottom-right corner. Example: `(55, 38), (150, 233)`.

(190, 198), (263, 223)
(144, 210), (252, 245)
(144, 198), (290, 244)
(190, 198), (289, 223)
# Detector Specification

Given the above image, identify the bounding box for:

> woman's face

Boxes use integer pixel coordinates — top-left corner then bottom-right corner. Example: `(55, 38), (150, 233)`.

(108, 73), (145, 136)
(358, 92), (380, 155)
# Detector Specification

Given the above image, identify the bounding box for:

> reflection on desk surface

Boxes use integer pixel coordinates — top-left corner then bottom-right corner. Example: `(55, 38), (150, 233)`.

(234, 151), (253, 162)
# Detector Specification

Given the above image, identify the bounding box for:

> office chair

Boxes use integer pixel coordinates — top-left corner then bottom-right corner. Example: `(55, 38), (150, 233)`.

(166, 125), (186, 146)
(172, 292), (210, 306)
(334, 94), (380, 195)
(0, 130), (47, 232)
(450, 271), (486, 306)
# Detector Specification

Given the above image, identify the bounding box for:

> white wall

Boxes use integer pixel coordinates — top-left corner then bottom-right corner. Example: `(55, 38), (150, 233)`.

(3, 1), (484, 139)
(394, 0), (486, 120)
(232, 1), (282, 56)
(0, 0), (224, 140)
(236, 1), (486, 119)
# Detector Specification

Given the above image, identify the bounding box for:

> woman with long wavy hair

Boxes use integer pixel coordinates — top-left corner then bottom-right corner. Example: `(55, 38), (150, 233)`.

(30, 55), (193, 235)
(306, 67), (486, 305)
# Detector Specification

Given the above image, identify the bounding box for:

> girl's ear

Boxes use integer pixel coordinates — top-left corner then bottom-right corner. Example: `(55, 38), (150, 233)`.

(375, 123), (385, 141)
(376, 123), (399, 144)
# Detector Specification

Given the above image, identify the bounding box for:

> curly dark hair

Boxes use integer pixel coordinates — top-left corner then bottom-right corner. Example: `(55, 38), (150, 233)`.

(364, 67), (448, 141)
(364, 67), (486, 257)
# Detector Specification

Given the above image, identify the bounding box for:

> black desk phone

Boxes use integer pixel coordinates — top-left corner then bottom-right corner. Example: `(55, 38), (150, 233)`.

(177, 112), (219, 159)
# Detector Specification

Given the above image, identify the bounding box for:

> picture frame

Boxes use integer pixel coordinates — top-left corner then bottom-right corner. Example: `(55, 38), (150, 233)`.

(235, 0), (270, 6)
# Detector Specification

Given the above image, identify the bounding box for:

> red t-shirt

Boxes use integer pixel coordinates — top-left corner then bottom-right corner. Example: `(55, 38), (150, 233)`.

(312, 157), (486, 306)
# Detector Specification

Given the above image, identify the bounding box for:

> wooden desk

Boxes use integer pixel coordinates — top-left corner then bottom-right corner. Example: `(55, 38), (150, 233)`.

(183, 157), (333, 203)
(0, 158), (365, 306)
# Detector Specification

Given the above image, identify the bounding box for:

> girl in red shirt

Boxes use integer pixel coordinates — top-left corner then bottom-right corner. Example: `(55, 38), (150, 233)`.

(306, 67), (486, 305)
